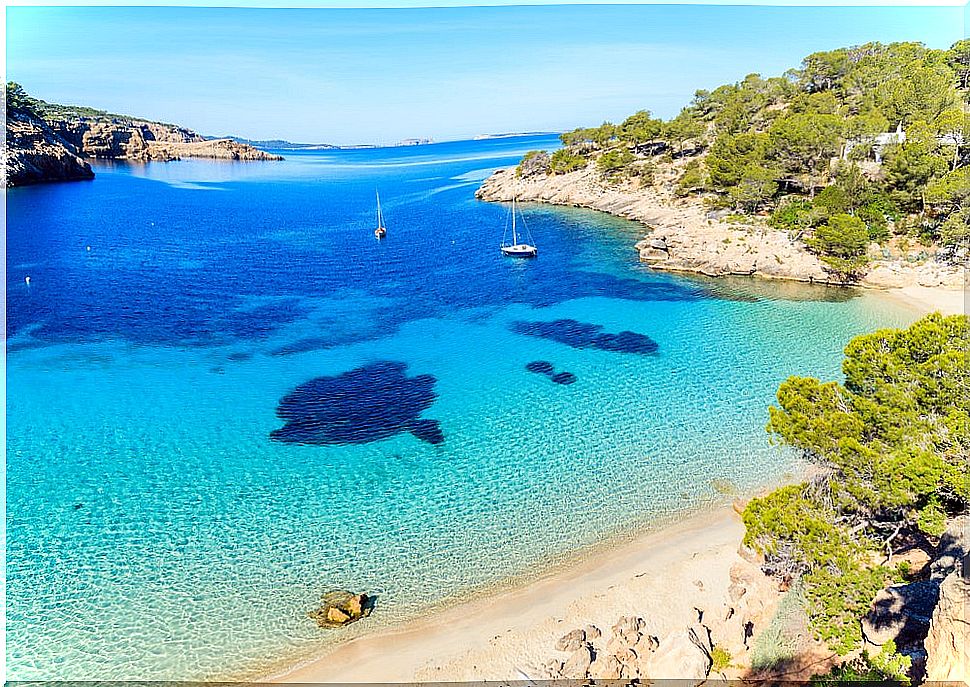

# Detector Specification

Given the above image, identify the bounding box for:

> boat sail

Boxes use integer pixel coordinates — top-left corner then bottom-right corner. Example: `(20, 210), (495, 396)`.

(374, 190), (387, 239)
(500, 197), (537, 257)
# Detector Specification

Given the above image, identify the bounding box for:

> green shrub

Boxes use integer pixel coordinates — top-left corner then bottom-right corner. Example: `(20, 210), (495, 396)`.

(710, 646), (732, 672)
(549, 148), (587, 174)
(676, 159), (708, 196)
(596, 147), (635, 176)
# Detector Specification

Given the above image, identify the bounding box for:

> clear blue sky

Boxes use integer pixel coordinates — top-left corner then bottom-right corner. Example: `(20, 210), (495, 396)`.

(6, 4), (965, 145)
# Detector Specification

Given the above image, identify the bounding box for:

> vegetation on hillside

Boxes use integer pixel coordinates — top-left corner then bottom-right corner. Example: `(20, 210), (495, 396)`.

(742, 313), (969, 665)
(517, 41), (970, 280)
(6, 81), (176, 127)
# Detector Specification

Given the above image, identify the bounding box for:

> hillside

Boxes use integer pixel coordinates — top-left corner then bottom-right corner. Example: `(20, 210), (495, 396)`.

(479, 40), (969, 286)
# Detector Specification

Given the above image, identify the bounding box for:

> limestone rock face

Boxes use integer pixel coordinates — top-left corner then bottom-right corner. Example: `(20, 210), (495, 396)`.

(561, 643), (593, 678)
(4, 107), (94, 186)
(924, 560), (969, 683)
(50, 118), (283, 162)
(555, 628), (586, 652)
(861, 581), (939, 650)
(924, 517), (969, 683)
(517, 150), (550, 177)
(642, 630), (712, 683)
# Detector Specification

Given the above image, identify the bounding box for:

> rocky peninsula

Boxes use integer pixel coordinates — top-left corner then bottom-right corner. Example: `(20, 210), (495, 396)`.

(476, 161), (965, 292)
(50, 118), (284, 162)
(4, 83), (282, 186)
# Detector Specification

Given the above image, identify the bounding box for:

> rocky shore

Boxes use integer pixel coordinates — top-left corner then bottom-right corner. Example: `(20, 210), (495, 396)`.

(4, 105), (94, 186)
(476, 164), (965, 291)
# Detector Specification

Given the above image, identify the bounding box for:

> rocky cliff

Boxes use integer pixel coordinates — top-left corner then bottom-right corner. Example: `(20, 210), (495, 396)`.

(4, 105), (94, 186)
(50, 118), (283, 162)
(924, 517), (969, 683)
(476, 163), (964, 291)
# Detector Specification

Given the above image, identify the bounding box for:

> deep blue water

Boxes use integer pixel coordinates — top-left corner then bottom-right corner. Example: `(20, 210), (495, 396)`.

(5, 135), (918, 680)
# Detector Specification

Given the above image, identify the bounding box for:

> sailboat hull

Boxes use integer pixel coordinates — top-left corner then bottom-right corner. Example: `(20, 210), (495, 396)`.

(500, 244), (537, 258)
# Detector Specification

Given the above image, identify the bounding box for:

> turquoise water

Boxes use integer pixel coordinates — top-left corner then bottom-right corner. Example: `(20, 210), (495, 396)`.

(6, 136), (918, 680)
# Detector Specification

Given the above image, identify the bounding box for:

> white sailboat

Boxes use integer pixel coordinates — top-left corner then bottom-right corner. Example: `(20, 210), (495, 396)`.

(374, 190), (387, 239)
(500, 197), (537, 258)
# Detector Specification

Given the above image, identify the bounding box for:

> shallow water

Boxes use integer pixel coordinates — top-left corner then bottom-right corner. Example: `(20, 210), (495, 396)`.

(5, 135), (918, 679)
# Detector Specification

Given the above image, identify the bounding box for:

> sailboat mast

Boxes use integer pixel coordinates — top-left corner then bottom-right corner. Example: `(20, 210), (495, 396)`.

(511, 197), (518, 245)
(376, 190), (383, 227)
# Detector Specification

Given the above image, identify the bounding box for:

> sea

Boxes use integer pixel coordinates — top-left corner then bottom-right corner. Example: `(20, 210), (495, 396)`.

(5, 134), (919, 680)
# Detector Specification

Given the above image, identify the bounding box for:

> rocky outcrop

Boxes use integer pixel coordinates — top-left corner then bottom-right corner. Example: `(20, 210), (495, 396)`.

(476, 163), (965, 290)
(924, 517), (969, 683)
(145, 138), (284, 161)
(924, 560), (969, 682)
(51, 117), (203, 159)
(50, 118), (283, 162)
(4, 106), (94, 186)
(307, 589), (373, 628)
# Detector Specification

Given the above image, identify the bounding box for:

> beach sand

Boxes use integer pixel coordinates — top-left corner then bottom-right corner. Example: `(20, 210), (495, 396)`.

(271, 506), (770, 683)
(884, 283), (967, 317)
(268, 280), (967, 685)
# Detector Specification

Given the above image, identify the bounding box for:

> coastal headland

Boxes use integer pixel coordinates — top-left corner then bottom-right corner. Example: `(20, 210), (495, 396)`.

(476, 164), (967, 304)
(3, 83), (282, 186)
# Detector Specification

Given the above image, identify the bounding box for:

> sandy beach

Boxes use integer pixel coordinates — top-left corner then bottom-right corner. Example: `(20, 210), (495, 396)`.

(270, 505), (778, 683)
(883, 283), (967, 317)
(263, 278), (967, 684)
(267, 280), (968, 684)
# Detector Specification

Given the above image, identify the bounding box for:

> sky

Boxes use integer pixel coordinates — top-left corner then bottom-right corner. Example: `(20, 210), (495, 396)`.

(5, 3), (966, 145)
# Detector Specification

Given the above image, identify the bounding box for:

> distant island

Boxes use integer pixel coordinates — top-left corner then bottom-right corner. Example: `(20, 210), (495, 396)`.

(478, 40), (968, 295)
(3, 83), (282, 186)
(473, 131), (559, 140)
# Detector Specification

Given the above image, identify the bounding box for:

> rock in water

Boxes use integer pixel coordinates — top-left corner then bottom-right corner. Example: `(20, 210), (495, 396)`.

(409, 418), (445, 445)
(308, 590), (373, 628)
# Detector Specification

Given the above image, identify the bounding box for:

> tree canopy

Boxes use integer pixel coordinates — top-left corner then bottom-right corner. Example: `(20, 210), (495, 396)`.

(743, 313), (969, 655)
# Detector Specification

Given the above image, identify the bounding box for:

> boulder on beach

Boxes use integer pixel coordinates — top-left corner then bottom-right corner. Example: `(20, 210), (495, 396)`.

(308, 589), (374, 628)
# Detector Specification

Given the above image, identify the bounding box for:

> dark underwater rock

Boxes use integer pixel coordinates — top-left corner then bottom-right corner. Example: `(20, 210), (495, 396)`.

(551, 371), (577, 385)
(270, 361), (443, 446)
(510, 319), (658, 355)
(410, 418), (445, 445)
(526, 360), (555, 375)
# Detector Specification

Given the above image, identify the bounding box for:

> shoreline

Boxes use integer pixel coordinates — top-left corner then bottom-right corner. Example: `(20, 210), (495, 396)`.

(258, 236), (965, 685)
(475, 165), (966, 299)
(881, 283), (967, 317)
(267, 501), (772, 683)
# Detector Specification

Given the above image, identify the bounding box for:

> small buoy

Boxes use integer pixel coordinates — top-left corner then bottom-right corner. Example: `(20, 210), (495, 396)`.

(24, 276), (30, 285)
(86, 245), (91, 252)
